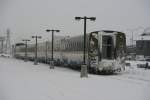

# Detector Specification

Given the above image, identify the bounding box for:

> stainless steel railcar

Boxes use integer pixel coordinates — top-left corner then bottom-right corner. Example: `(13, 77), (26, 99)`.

(15, 30), (126, 73)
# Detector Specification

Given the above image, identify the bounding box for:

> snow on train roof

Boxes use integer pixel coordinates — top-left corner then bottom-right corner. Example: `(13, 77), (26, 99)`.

(91, 30), (124, 33)
(62, 30), (125, 41)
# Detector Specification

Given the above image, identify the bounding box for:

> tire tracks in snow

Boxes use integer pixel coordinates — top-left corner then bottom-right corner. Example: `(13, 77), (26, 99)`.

(106, 75), (150, 87)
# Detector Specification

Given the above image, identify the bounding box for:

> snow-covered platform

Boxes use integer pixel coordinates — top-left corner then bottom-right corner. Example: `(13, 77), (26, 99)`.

(0, 57), (150, 100)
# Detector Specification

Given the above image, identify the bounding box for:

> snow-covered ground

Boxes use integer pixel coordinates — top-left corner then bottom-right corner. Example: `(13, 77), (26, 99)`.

(0, 57), (150, 100)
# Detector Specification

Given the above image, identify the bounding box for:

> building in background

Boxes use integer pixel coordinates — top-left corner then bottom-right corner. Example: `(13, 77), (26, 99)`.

(136, 40), (150, 56)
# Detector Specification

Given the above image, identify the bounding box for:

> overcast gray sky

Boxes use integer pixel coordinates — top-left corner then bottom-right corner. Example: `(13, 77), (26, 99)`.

(0, 0), (150, 44)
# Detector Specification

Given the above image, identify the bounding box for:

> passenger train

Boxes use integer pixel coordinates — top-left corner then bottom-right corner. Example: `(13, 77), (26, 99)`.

(15, 30), (126, 73)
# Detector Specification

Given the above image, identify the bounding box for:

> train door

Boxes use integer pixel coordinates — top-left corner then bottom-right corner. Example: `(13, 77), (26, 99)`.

(88, 32), (99, 68)
(102, 35), (114, 59)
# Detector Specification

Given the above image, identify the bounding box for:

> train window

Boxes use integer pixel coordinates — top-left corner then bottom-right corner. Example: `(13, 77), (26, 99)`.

(64, 41), (66, 50)
(72, 42), (74, 51)
(71, 42), (73, 51)
(74, 42), (77, 51)
(68, 42), (69, 50)
(68, 43), (70, 51)
(70, 42), (72, 49)
(78, 42), (80, 51)
(77, 42), (79, 51)
(89, 33), (98, 57)
(102, 36), (113, 59)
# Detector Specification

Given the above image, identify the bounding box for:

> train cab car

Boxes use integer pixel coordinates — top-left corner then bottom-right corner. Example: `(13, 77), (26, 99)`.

(88, 30), (126, 73)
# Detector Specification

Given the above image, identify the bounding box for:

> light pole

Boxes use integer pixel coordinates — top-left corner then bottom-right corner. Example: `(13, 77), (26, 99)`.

(0, 37), (5, 54)
(75, 16), (96, 78)
(45, 41), (48, 64)
(22, 39), (30, 62)
(32, 35), (42, 65)
(0, 40), (4, 54)
(46, 29), (60, 69)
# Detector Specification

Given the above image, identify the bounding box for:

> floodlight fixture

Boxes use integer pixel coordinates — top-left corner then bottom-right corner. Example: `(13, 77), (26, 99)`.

(89, 17), (96, 21)
(75, 17), (82, 20)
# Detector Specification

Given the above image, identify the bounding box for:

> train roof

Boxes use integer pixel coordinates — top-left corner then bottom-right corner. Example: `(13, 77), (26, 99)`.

(91, 30), (124, 34)
(59, 30), (125, 42)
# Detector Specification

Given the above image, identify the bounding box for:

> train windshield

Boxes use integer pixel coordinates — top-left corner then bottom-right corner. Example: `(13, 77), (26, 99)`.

(89, 32), (98, 57)
(102, 35), (114, 59)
